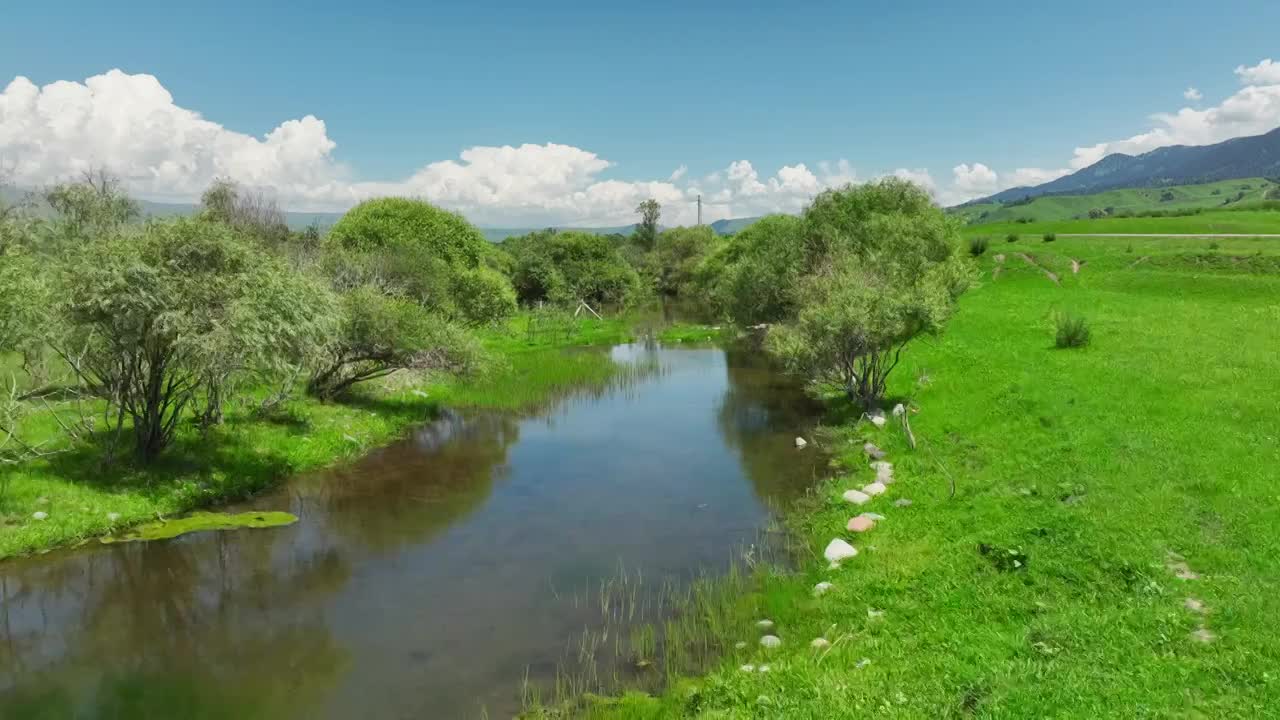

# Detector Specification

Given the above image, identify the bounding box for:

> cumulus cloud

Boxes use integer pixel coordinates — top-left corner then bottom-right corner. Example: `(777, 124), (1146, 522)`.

(1183, 87), (1203, 101)
(0, 69), (887, 226)
(1235, 58), (1280, 86)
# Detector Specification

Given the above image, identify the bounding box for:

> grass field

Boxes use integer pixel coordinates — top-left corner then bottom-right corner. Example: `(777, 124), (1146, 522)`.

(963, 209), (1280, 240)
(0, 313), (635, 558)
(528, 235), (1280, 718)
(952, 177), (1279, 225)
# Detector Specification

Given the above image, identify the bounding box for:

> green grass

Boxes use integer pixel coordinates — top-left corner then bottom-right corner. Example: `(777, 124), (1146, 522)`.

(0, 313), (630, 558)
(952, 177), (1280, 225)
(527, 235), (1280, 718)
(967, 209), (1280, 239)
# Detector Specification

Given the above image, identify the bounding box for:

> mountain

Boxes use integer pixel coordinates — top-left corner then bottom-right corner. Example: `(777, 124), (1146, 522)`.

(972, 126), (1280, 206)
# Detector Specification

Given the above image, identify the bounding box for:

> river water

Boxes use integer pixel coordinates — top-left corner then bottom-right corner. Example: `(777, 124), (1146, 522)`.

(0, 343), (826, 719)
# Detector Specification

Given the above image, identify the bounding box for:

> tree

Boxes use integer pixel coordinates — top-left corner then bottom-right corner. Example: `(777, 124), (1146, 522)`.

(634, 199), (661, 251)
(43, 169), (140, 244)
(307, 286), (480, 400)
(502, 230), (642, 307)
(328, 197), (487, 267)
(762, 179), (973, 406)
(199, 178), (290, 246)
(60, 218), (337, 461)
(653, 225), (722, 297)
(694, 214), (805, 323)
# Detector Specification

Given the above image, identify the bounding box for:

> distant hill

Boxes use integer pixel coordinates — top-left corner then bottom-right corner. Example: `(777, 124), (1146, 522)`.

(3, 187), (766, 240)
(971, 126), (1280, 206)
(952, 177), (1280, 225)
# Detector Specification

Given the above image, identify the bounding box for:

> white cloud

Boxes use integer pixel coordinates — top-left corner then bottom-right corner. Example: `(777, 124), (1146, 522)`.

(1235, 58), (1280, 86)
(1183, 87), (1203, 102)
(0, 69), (880, 226)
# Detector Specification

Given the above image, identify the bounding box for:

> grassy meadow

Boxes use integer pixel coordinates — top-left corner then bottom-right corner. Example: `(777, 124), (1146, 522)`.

(526, 235), (1280, 718)
(952, 177), (1279, 225)
(0, 313), (635, 558)
(962, 209), (1280, 240)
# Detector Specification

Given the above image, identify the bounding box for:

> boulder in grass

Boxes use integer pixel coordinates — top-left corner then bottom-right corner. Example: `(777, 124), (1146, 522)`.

(32, 511), (49, 521)
(811, 638), (831, 650)
(795, 437), (808, 449)
(756, 619), (775, 630)
(760, 635), (782, 649)
(847, 515), (875, 533)
(892, 403), (906, 417)
(824, 538), (858, 564)
(862, 482), (887, 496)
(813, 581), (833, 596)
(842, 489), (871, 505)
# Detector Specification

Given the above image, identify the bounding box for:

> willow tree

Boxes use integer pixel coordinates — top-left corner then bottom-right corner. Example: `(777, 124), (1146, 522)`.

(764, 179), (973, 406)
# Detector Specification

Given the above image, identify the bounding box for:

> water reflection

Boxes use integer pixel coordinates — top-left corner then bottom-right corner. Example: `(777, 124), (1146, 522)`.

(1, 345), (825, 719)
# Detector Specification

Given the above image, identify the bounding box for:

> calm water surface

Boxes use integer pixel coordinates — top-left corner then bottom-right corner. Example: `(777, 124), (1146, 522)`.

(0, 344), (825, 719)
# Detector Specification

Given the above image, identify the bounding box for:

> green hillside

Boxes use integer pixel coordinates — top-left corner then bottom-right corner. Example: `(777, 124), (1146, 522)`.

(961, 209), (1280, 239)
(954, 177), (1279, 225)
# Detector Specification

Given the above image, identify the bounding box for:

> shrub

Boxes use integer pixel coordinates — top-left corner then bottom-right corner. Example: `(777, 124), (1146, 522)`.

(1208, 240), (1220, 250)
(1265, 186), (1280, 201)
(328, 197), (487, 267)
(503, 230), (642, 308)
(1054, 313), (1090, 349)
(968, 236), (989, 257)
(1006, 233), (1019, 243)
(1042, 232), (1056, 242)
(451, 266), (517, 325)
(697, 214), (806, 324)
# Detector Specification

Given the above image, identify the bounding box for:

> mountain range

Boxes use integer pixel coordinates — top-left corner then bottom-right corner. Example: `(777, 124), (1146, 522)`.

(971, 125), (1280, 206)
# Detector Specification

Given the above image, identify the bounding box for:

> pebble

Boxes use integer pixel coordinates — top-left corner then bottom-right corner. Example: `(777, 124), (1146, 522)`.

(867, 608), (885, 620)
(813, 581), (833, 596)
(893, 498), (913, 507)
(847, 515), (875, 533)
(32, 511), (49, 521)
(856, 658), (872, 669)
(863, 443), (886, 460)
(862, 482), (887, 496)
(810, 638), (831, 650)
(740, 664), (756, 672)
(795, 436), (808, 449)
(842, 489), (871, 505)
(869, 415), (887, 428)
(758, 664), (771, 673)
(735, 641), (748, 650)
(862, 512), (886, 521)
(892, 403), (906, 417)
(756, 619), (775, 630)
(1184, 598), (1206, 613)
(823, 538), (858, 564)
(1190, 628), (1216, 644)
(760, 635), (782, 649)
(107, 512), (121, 522)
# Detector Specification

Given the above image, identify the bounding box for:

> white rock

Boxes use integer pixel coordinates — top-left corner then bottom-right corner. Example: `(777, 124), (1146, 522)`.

(856, 657), (872, 669)
(842, 489), (871, 505)
(810, 638), (831, 650)
(862, 512), (886, 521)
(740, 664), (756, 672)
(870, 461), (893, 473)
(863, 443), (886, 460)
(892, 403), (906, 417)
(756, 619), (775, 630)
(31, 511), (48, 521)
(893, 498), (913, 507)
(760, 635), (782, 649)
(823, 538), (858, 563)
(735, 641), (748, 649)
(411, 389), (429, 398)
(869, 415), (887, 428)
(867, 608), (885, 620)
(813, 581), (833, 596)
(794, 436), (808, 449)
(107, 512), (121, 522)
(758, 664), (771, 672)
(862, 482), (887, 496)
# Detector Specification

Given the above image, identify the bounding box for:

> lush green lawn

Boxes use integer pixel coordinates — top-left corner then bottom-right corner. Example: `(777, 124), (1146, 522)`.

(952, 177), (1278, 225)
(533, 236), (1280, 718)
(962, 209), (1280, 240)
(0, 314), (634, 558)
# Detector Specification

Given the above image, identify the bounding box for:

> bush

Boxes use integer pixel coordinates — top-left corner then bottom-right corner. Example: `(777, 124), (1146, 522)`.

(1006, 233), (1019, 243)
(328, 197), (487, 268)
(1265, 186), (1280, 201)
(451, 266), (517, 325)
(1208, 240), (1221, 251)
(696, 214), (805, 324)
(1042, 232), (1056, 242)
(503, 230), (642, 308)
(968, 236), (989, 257)
(1054, 313), (1090, 349)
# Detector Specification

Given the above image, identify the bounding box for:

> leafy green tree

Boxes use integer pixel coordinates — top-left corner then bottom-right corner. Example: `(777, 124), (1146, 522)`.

(61, 218), (337, 461)
(43, 169), (140, 245)
(307, 286), (480, 399)
(694, 214), (806, 324)
(634, 199), (661, 251)
(762, 179), (973, 406)
(652, 225), (722, 297)
(503, 230), (642, 307)
(198, 178), (290, 246)
(328, 197), (487, 267)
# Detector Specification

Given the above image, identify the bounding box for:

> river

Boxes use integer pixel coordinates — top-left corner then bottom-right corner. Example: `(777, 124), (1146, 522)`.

(0, 342), (826, 719)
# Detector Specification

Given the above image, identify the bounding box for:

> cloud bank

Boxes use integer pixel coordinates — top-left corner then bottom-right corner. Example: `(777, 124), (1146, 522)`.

(3, 59), (1278, 222)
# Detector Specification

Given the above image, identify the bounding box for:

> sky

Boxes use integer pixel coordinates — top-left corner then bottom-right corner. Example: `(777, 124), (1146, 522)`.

(1, 0), (1279, 227)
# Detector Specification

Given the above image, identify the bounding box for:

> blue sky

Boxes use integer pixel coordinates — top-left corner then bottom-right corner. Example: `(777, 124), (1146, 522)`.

(2, 1), (1279, 224)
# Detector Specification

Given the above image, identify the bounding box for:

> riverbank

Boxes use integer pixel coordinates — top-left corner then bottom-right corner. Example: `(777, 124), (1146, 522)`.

(0, 314), (636, 559)
(528, 235), (1280, 718)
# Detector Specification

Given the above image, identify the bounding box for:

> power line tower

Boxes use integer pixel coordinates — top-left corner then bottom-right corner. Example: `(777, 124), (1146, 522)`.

(697, 194), (702, 226)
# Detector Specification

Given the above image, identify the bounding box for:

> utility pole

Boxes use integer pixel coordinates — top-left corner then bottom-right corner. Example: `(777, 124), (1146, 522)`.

(697, 194), (702, 226)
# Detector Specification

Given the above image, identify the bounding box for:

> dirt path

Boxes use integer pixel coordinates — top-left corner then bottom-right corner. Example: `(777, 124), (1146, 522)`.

(1018, 253), (1060, 285)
